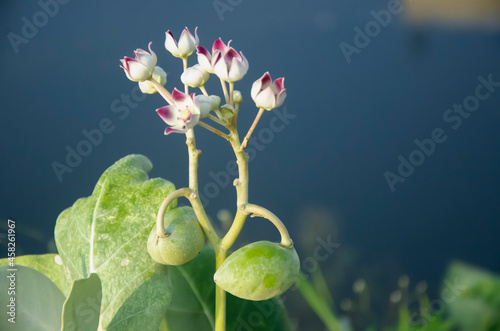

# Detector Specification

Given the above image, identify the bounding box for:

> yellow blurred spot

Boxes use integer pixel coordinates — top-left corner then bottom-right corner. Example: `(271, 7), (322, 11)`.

(404, 0), (500, 29)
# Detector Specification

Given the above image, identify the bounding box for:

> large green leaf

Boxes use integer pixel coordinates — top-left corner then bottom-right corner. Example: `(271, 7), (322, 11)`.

(165, 248), (292, 331)
(0, 253), (71, 296)
(62, 273), (102, 331)
(54, 154), (176, 330)
(0, 265), (66, 330)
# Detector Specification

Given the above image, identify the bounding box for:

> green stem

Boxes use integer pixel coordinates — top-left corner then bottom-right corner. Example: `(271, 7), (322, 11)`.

(155, 188), (192, 238)
(185, 128), (220, 249)
(240, 108), (265, 151)
(185, 129), (199, 191)
(186, 128), (225, 331)
(207, 114), (227, 127)
(197, 121), (230, 141)
(214, 127), (249, 331)
(244, 204), (294, 248)
(215, 250), (227, 331)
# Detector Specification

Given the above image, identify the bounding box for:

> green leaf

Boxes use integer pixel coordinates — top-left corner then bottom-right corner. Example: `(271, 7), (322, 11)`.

(62, 273), (102, 331)
(0, 253), (71, 296)
(54, 154), (176, 330)
(165, 247), (292, 331)
(0, 265), (65, 330)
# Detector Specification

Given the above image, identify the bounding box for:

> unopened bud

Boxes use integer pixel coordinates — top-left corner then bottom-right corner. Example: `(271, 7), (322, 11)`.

(220, 104), (235, 120)
(233, 90), (242, 104)
(209, 95), (221, 111)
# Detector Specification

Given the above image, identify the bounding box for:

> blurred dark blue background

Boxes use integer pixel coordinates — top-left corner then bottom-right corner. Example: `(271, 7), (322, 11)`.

(1, 0), (499, 314)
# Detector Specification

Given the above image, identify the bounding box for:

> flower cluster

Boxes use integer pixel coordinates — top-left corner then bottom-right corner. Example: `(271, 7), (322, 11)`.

(120, 27), (286, 136)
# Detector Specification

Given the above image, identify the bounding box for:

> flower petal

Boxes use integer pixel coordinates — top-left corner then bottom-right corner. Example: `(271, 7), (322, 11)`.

(197, 46), (214, 73)
(212, 38), (227, 53)
(165, 126), (186, 135)
(228, 52), (248, 82)
(120, 58), (134, 81)
(127, 60), (150, 82)
(213, 55), (229, 81)
(185, 113), (200, 128)
(165, 31), (180, 57)
(171, 88), (189, 103)
(157, 105), (178, 126)
(255, 86), (276, 110)
(273, 77), (285, 93)
(260, 72), (272, 88)
(134, 42), (157, 72)
(275, 89), (287, 108)
(251, 72), (270, 100)
(193, 27), (199, 45)
(178, 27), (197, 57)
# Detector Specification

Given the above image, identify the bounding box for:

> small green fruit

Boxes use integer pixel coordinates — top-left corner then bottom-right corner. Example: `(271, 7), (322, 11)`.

(147, 206), (205, 266)
(214, 241), (300, 301)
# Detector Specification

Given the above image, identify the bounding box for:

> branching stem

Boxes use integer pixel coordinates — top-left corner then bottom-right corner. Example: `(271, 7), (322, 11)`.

(198, 121), (230, 140)
(239, 108), (265, 151)
(207, 114), (227, 126)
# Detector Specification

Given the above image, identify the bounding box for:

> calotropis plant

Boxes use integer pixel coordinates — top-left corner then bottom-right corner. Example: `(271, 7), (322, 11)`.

(121, 27), (298, 331)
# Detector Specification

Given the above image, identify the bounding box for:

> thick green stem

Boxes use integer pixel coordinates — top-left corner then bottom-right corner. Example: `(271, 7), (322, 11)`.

(214, 128), (249, 331)
(185, 129), (220, 249)
(185, 129), (199, 191)
(215, 250), (227, 331)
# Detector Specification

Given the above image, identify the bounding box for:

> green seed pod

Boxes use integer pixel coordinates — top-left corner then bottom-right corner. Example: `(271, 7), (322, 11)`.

(147, 206), (205, 266)
(214, 241), (300, 301)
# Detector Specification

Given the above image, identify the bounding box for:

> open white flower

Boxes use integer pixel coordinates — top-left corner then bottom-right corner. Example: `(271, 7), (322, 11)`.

(156, 89), (201, 135)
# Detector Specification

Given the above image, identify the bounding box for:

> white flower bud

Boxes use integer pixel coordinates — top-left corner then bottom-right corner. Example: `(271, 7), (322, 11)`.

(181, 64), (209, 87)
(195, 95), (212, 118)
(139, 66), (167, 94)
(209, 95), (221, 111)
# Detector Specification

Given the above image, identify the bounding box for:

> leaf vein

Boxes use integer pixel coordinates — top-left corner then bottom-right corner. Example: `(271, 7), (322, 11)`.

(177, 266), (215, 329)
